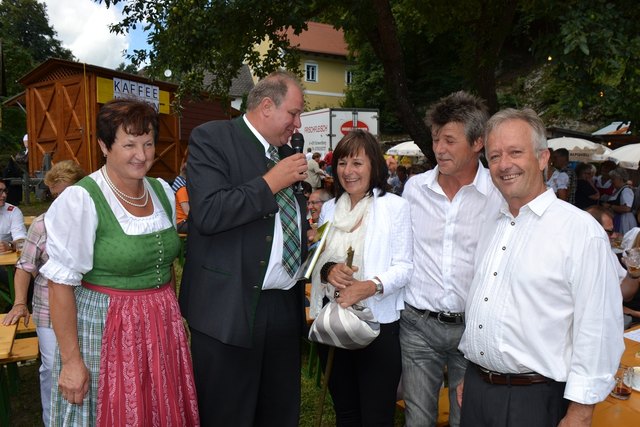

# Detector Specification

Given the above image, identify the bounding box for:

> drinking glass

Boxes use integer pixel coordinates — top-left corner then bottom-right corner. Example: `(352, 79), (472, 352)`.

(623, 248), (640, 276)
(610, 367), (632, 400)
(15, 240), (24, 257)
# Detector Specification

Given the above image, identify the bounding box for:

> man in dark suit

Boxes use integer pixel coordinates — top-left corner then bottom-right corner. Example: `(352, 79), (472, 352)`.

(180, 71), (309, 426)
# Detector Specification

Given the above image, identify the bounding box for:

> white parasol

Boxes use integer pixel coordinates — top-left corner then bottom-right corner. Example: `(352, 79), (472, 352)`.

(386, 141), (425, 157)
(547, 137), (611, 162)
(609, 143), (640, 170)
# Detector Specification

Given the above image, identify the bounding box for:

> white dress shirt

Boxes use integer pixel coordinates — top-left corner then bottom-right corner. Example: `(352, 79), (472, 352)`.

(40, 171), (175, 287)
(0, 202), (26, 243)
(459, 189), (624, 405)
(546, 169), (569, 192)
(402, 163), (503, 312)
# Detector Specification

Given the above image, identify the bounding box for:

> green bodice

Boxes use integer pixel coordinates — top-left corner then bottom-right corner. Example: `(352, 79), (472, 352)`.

(77, 176), (180, 290)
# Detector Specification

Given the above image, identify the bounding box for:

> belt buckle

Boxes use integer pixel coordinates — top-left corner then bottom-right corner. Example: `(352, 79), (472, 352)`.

(437, 311), (461, 324)
(436, 312), (449, 323)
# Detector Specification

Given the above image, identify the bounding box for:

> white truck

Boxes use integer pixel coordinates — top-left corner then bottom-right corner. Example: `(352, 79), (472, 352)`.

(299, 108), (379, 157)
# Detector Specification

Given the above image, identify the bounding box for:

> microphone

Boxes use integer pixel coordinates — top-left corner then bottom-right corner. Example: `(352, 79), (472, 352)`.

(291, 132), (305, 194)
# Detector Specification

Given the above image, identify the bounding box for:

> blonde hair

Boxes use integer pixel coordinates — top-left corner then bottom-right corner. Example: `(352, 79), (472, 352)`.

(44, 160), (86, 187)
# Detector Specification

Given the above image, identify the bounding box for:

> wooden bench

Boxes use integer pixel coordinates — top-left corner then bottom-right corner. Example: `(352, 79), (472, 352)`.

(397, 386), (450, 427)
(0, 314), (35, 359)
(16, 317), (37, 336)
(1, 337), (39, 364)
(0, 323), (17, 359)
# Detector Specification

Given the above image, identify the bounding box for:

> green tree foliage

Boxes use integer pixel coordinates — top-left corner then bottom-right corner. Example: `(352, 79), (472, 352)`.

(104, 0), (308, 99)
(102, 0), (640, 164)
(101, 0), (438, 161)
(115, 61), (139, 74)
(536, 0), (640, 131)
(0, 0), (74, 94)
(0, 0), (74, 153)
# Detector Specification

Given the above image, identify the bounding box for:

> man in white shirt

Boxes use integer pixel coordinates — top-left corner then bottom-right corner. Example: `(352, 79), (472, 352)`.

(586, 205), (640, 328)
(401, 91), (502, 427)
(548, 148), (577, 204)
(0, 179), (27, 296)
(304, 152), (325, 189)
(546, 165), (569, 196)
(458, 108), (624, 427)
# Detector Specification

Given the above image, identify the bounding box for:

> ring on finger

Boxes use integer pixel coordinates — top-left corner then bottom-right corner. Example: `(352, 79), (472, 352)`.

(334, 290), (340, 299)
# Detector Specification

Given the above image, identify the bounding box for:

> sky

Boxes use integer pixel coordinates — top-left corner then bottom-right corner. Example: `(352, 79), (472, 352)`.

(42, 0), (150, 69)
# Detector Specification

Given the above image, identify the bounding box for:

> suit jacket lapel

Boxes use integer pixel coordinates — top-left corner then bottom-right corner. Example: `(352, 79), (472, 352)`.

(234, 117), (270, 172)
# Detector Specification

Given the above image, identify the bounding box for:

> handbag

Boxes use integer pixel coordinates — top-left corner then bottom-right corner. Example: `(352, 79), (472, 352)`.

(308, 301), (380, 350)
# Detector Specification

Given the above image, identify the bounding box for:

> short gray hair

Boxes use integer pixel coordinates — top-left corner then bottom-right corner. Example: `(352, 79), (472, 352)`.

(609, 167), (628, 182)
(246, 71), (303, 111)
(312, 188), (332, 202)
(485, 108), (547, 157)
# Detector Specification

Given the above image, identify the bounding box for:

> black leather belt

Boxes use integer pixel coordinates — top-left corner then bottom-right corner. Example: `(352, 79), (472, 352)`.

(406, 304), (465, 324)
(478, 366), (550, 386)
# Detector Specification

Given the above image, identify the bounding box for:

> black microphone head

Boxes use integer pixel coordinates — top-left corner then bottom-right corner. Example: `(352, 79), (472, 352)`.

(291, 132), (305, 153)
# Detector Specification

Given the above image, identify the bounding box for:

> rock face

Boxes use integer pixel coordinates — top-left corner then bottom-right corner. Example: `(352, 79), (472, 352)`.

(496, 63), (603, 133)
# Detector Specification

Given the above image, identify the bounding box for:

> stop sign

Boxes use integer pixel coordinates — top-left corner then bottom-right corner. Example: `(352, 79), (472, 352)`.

(340, 120), (369, 135)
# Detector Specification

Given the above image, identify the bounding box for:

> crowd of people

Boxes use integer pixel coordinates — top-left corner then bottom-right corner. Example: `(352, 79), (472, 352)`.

(0, 69), (635, 427)
(545, 149), (640, 329)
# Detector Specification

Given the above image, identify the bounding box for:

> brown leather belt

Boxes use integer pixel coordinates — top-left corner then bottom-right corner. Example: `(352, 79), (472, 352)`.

(478, 366), (550, 386)
(406, 304), (465, 324)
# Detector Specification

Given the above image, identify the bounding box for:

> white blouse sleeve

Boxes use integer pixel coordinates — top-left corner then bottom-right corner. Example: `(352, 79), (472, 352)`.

(40, 185), (98, 286)
(621, 187), (634, 207)
(9, 208), (27, 241)
(556, 172), (569, 190)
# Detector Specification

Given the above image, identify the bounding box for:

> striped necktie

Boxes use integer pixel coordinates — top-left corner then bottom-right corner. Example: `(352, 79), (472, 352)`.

(267, 145), (301, 277)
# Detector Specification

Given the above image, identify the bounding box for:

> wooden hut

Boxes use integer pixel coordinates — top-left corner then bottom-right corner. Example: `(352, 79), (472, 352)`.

(15, 58), (237, 181)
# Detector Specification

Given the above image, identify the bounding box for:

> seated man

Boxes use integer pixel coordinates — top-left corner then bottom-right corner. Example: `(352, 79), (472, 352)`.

(587, 205), (640, 329)
(306, 188), (331, 245)
(0, 178), (27, 295)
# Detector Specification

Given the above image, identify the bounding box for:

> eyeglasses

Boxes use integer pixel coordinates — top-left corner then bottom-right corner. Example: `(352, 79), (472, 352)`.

(604, 229), (615, 236)
(0, 188), (8, 194)
(307, 200), (325, 206)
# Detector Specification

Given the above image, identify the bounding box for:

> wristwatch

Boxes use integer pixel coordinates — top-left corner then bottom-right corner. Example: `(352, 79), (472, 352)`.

(372, 277), (384, 295)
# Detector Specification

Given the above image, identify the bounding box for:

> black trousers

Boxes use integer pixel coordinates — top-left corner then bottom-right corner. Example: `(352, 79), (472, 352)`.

(318, 321), (402, 427)
(460, 364), (569, 427)
(190, 287), (302, 427)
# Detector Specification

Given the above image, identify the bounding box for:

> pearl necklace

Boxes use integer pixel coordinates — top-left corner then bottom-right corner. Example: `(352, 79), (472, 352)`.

(100, 166), (149, 208)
